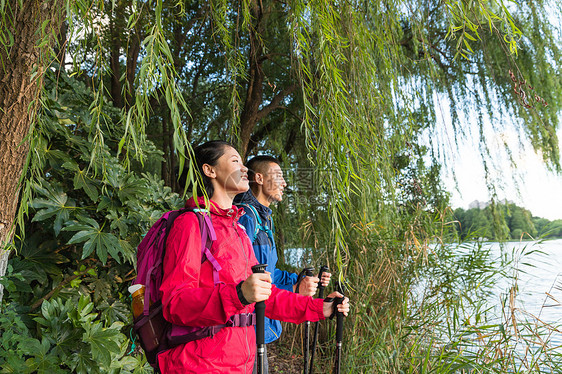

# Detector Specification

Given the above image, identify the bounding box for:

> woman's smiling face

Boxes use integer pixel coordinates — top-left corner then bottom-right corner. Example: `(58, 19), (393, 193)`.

(210, 146), (249, 196)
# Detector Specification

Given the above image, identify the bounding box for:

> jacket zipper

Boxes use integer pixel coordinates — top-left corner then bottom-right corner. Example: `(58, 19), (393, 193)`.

(233, 219), (251, 373)
(266, 216), (273, 251)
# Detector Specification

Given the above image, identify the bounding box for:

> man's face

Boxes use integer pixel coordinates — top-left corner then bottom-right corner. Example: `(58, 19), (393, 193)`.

(261, 163), (287, 203)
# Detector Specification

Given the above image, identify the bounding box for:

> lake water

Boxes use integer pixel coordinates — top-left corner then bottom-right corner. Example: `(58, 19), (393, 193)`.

(413, 239), (562, 370)
(489, 239), (562, 347)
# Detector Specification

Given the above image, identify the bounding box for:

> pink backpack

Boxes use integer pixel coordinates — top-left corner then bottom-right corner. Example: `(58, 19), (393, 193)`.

(131, 208), (255, 370)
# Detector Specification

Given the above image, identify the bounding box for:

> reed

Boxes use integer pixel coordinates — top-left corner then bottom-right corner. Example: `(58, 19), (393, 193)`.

(277, 211), (562, 373)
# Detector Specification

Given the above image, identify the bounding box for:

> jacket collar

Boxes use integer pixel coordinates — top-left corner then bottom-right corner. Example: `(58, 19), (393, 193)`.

(185, 197), (245, 220)
(234, 190), (272, 219)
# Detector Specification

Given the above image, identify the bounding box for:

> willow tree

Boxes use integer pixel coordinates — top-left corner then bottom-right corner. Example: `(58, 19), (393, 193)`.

(1, 0), (561, 368)
(0, 0), (65, 301)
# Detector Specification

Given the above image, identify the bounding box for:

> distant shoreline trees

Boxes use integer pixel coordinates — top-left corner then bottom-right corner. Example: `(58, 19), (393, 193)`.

(452, 202), (562, 241)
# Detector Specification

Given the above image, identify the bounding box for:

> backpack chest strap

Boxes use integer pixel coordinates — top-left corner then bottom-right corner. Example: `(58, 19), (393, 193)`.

(228, 312), (256, 327)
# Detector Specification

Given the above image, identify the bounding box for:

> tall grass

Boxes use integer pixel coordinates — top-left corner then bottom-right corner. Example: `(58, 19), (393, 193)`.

(277, 214), (562, 373)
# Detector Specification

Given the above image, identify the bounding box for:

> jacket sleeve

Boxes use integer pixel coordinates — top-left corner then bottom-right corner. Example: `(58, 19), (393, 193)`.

(264, 286), (325, 324)
(273, 269), (299, 292)
(160, 213), (247, 327)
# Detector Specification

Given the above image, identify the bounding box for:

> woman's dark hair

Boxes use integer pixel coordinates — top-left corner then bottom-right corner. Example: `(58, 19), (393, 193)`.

(177, 140), (234, 197)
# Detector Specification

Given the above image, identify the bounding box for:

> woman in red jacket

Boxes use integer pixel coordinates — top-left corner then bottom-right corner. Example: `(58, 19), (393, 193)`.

(158, 140), (349, 373)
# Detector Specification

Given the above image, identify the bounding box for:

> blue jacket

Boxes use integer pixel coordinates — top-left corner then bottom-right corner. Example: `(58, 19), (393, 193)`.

(234, 190), (299, 343)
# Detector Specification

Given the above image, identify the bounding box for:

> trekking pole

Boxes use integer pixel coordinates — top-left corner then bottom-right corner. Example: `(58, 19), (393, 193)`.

(332, 281), (345, 374)
(252, 264), (268, 374)
(309, 265), (330, 374)
(297, 267), (315, 374)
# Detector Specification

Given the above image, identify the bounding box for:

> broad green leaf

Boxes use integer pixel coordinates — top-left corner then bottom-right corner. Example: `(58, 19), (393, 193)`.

(31, 182), (74, 235)
(78, 295), (95, 318)
(107, 210), (129, 237)
(11, 232), (68, 281)
(82, 322), (122, 368)
(98, 300), (131, 324)
(116, 175), (148, 203)
(67, 221), (122, 263)
(22, 338), (65, 374)
(44, 149), (73, 167)
(61, 160), (80, 171)
(119, 238), (136, 264)
(57, 118), (74, 125)
(68, 349), (99, 374)
(110, 354), (145, 372)
(88, 276), (113, 304)
(97, 196), (117, 212)
(73, 169), (99, 202)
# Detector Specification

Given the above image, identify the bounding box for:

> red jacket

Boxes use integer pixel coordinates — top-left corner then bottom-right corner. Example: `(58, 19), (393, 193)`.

(158, 198), (325, 373)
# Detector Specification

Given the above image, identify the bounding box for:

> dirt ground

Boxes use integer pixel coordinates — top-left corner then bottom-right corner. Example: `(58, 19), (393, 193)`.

(258, 321), (335, 373)
(267, 342), (302, 373)
(267, 340), (333, 373)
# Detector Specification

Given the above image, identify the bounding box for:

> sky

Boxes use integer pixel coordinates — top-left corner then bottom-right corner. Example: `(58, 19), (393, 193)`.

(440, 127), (562, 221)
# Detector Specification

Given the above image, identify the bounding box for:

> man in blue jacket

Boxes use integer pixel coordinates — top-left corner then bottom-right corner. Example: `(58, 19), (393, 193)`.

(234, 155), (331, 374)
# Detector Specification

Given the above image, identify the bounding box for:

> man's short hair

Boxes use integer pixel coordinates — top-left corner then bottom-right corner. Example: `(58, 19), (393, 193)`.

(246, 155), (281, 184)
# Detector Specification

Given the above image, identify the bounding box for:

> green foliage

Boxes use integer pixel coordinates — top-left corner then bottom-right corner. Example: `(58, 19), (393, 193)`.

(1, 69), (186, 372)
(287, 0), (561, 286)
(0, 294), (149, 374)
(452, 202), (562, 241)
(2, 0), (562, 372)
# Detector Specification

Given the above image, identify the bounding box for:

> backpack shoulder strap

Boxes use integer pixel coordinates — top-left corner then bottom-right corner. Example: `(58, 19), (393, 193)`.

(236, 203), (274, 244)
(236, 203), (260, 241)
(191, 209), (221, 285)
(162, 208), (220, 286)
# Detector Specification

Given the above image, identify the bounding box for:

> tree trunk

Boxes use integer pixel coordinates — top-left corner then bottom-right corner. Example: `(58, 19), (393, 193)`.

(238, 2), (299, 159)
(162, 115), (170, 186)
(239, 1), (265, 157)
(110, 17), (123, 108)
(110, 1), (125, 108)
(0, 0), (63, 303)
(125, 34), (140, 109)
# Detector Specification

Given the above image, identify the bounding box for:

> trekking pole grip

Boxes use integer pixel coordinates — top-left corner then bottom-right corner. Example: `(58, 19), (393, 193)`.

(295, 266), (315, 294)
(302, 267), (314, 374)
(251, 264), (267, 343)
(251, 264), (267, 274)
(251, 264), (267, 374)
(335, 301), (344, 342)
(317, 265), (330, 298)
(309, 265), (330, 374)
(335, 281), (345, 341)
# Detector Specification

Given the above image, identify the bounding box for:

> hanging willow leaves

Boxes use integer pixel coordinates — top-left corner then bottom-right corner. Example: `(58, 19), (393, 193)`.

(283, 0), (561, 278)
(1, 0), (562, 371)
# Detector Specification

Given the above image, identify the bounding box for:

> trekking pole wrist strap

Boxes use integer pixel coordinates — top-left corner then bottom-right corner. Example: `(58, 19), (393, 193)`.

(324, 296), (344, 320)
(236, 281), (251, 306)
